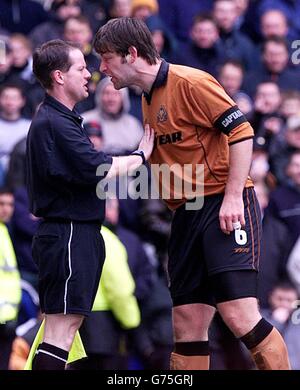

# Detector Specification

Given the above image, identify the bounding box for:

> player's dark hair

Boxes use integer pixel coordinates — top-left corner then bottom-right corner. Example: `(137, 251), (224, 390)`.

(93, 17), (160, 65)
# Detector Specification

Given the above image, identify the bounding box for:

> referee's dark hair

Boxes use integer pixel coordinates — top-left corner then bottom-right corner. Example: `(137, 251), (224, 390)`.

(33, 39), (80, 90)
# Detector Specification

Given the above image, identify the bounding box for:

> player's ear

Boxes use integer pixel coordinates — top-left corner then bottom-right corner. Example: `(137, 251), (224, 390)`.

(127, 46), (138, 62)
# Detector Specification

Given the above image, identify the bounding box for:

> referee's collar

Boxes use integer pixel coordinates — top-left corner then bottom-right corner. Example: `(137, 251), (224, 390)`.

(143, 59), (169, 105)
(44, 93), (83, 124)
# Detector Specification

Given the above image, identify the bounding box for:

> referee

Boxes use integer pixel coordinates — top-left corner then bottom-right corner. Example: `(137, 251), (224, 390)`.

(26, 39), (153, 370)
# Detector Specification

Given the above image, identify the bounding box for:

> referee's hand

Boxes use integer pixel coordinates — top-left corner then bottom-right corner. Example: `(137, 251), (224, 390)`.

(138, 124), (155, 161)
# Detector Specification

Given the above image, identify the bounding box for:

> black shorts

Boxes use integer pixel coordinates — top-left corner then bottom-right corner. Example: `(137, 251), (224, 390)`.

(32, 220), (105, 316)
(168, 187), (262, 306)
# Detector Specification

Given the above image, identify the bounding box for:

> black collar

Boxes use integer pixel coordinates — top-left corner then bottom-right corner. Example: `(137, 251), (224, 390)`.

(143, 59), (169, 105)
(44, 94), (83, 124)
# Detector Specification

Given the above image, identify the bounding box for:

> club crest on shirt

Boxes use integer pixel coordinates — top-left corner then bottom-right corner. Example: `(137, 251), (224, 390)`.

(157, 105), (168, 123)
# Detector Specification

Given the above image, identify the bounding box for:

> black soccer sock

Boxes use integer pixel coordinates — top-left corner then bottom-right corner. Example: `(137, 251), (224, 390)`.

(174, 341), (209, 356)
(171, 341), (210, 370)
(32, 342), (68, 370)
(240, 319), (291, 370)
(240, 318), (273, 350)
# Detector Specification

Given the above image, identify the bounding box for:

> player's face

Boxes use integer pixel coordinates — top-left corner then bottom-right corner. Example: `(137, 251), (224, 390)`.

(100, 52), (131, 90)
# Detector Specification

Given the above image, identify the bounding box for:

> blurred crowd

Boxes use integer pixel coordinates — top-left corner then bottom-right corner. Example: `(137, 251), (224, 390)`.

(0, 0), (300, 370)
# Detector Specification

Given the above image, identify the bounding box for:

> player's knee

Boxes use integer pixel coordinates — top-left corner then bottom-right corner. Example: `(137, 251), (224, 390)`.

(211, 270), (260, 336)
(219, 309), (245, 336)
(217, 297), (261, 337)
(173, 303), (215, 341)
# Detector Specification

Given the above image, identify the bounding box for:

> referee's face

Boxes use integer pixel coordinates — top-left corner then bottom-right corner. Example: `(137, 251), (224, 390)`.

(63, 48), (91, 104)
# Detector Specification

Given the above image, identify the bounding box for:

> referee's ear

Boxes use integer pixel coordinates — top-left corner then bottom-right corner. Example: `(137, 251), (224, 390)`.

(52, 70), (64, 85)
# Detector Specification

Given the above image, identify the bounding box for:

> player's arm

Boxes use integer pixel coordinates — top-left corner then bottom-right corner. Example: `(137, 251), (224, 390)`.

(187, 76), (254, 234)
(106, 124), (154, 179)
(219, 137), (253, 234)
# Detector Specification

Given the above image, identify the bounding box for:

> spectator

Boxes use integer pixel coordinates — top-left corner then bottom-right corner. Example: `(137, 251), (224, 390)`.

(6, 136), (27, 192)
(257, 0), (300, 42)
(64, 15), (101, 113)
(0, 188), (21, 370)
(157, 0), (213, 42)
(11, 187), (40, 290)
(145, 15), (179, 64)
(260, 282), (300, 370)
(218, 60), (253, 117)
(266, 150), (300, 244)
(104, 198), (154, 303)
(139, 198), (172, 267)
(131, 0), (159, 21)
(179, 14), (224, 77)
(260, 9), (289, 40)
(250, 150), (274, 188)
(30, 0), (82, 49)
(243, 37), (300, 98)
(85, 115), (143, 236)
(280, 91), (300, 120)
(256, 181), (293, 308)
(8, 317), (41, 370)
(0, 0), (48, 34)
(0, 83), (30, 173)
(270, 116), (300, 185)
(7, 34), (34, 85)
(5, 34), (42, 117)
(234, 0), (250, 30)
(213, 0), (257, 71)
(81, 0), (107, 34)
(251, 82), (284, 153)
(127, 271), (174, 370)
(259, 9), (298, 68)
(0, 38), (13, 85)
(0, 161), (5, 187)
(82, 77), (143, 155)
(108, 0), (132, 19)
(84, 120), (104, 152)
(218, 60), (244, 98)
(17, 279), (39, 327)
(287, 236), (300, 296)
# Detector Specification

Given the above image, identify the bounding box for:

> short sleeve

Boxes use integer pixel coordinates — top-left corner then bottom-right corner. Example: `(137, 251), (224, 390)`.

(187, 74), (254, 143)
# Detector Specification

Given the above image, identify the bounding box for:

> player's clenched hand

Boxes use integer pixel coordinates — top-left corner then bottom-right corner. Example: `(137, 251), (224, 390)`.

(219, 194), (245, 235)
(138, 124), (155, 161)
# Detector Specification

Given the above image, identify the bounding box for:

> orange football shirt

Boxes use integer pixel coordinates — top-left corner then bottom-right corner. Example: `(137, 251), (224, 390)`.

(142, 62), (254, 210)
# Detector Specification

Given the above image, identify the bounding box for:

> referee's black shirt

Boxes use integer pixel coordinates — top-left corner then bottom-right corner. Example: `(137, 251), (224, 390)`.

(26, 94), (113, 223)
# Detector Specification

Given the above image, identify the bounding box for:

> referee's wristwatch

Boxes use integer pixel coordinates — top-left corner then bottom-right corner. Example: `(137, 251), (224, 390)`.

(130, 150), (146, 164)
